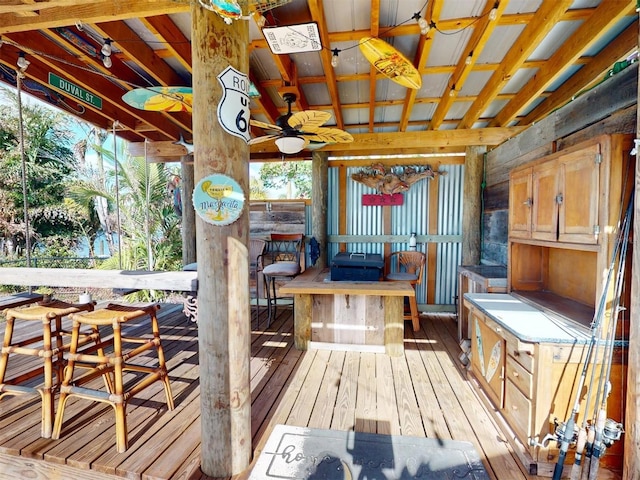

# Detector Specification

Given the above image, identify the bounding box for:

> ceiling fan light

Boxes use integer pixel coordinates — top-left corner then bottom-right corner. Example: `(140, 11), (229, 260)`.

(275, 136), (306, 154)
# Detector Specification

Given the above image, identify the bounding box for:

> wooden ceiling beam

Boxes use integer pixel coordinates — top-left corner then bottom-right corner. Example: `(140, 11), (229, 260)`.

(458, 0), (575, 129)
(399, 0), (441, 132)
(491, 0), (635, 127)
(43, 27), (192, 135)
(307, 0), (344, 129)
(140, 15), (192, 73)
(249, 126), (525, 154)
(0, 44), (151, 141)
(5, 30), (182, 140)
(521, 20), (638, 126)
(0, 0), (188, 34)
(0, 0), (101, 16)
(428, 0), (507, 131)
(367, 0), (380, 132)
(248, 8), (603, 50)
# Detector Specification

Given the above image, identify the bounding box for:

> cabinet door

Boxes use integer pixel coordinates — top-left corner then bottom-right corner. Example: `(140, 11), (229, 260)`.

(509, 167), (533, 239)
(557, 145), (600, 244)
(471, 312), (505, 408)
(531, 160), (560, 241)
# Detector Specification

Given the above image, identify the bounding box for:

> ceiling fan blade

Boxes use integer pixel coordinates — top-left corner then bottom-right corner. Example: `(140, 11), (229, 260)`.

(248, 134), (280, 145)
(305, 128), (354, 143)
(250, 119), (281, 132)
(289, 110), (332, 132)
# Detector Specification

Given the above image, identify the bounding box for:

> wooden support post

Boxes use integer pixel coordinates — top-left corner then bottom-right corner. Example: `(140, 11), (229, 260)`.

(624, 31), (640, 479)
(462, 145), (486, 265)
(181, 159), (196, 266)
(191, 6), (251, 477)
(311, 151), (328, 268)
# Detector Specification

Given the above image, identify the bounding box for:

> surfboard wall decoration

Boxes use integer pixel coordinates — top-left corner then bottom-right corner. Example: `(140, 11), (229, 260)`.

(359, 37), (422, 90)
(122, 87), (193, 113)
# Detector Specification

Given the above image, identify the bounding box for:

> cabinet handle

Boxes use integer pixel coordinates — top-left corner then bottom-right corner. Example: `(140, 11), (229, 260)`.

(512, 371), (519, 377)
(495, 327), (502, 333)
(523, 198), (532, 207)
(512, 405), (518, 411)
(555, 193), (563, 205)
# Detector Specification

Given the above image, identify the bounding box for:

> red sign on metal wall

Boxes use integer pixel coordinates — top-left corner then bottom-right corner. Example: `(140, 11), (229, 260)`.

(361, 193), (404, 206)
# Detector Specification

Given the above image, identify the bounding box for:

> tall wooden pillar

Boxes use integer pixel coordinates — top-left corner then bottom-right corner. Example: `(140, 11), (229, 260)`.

(624, 32), (640, 478)
(181, 159), (196, 266)
(191, 6), (251, 477)
(462, 145), (486, 265)
(311, 151), (328, 268)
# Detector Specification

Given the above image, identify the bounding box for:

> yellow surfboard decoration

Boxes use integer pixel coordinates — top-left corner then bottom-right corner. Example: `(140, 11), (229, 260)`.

(359, 36), (422, 90)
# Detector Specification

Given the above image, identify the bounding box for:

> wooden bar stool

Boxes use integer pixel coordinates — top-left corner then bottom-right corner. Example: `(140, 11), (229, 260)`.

(52, 303), (174, 453)
(0, 299), (96, 438)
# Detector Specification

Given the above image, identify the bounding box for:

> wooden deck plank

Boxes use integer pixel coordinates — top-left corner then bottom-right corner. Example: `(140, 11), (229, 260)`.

(375, 354), (400, 436)
(0, 304), (622, 480)
(307, 350), (345, 430)
(354, 352), (377, 434)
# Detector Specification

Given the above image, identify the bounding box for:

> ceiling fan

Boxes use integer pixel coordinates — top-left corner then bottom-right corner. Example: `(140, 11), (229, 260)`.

(248, 93), (354, 154)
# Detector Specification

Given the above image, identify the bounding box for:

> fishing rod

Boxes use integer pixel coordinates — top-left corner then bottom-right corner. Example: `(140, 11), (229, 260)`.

(586, 192), (632, 480)
(552, 190), (633, 480)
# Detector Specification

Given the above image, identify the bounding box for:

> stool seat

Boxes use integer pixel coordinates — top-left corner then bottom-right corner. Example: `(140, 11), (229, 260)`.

(52, 303), (174, 452)
(0, 299), (96, 438)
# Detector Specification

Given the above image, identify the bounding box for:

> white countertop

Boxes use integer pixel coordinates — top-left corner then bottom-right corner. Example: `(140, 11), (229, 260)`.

(464, 293), (592, 344)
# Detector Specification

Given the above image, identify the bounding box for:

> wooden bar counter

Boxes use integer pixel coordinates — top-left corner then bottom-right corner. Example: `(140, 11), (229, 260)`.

(279, 267), (414, 356)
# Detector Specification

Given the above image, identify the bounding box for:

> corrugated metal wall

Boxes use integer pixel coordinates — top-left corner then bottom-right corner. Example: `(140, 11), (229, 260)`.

(327, 163), (463, 307)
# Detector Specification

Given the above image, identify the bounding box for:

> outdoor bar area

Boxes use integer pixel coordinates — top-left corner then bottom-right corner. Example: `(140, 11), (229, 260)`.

(1, 2), (640, 480)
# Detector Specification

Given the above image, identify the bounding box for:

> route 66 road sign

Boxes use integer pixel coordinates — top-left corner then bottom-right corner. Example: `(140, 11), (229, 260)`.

(217, 66), (250, 143)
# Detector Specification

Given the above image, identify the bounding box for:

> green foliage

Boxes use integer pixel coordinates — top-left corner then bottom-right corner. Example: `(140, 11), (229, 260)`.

(258, 160), (312, 198)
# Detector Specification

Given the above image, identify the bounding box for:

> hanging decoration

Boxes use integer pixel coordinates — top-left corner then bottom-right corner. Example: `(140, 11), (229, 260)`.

(351, 163), (445, 195)
(359, 37), (422, 90)
(199, 0), (243, 24)
(193, 174), (245, 226)
(122, 86), (192, 112)
(263, 23), (322, 54)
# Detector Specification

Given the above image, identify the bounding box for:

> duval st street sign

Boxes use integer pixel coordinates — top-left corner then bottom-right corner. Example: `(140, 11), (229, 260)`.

(48, 73), (103, 110)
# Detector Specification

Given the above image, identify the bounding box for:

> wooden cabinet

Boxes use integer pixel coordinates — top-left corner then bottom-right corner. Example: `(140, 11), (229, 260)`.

(470, 308), (505, 408)
(509, 139), (602, 244)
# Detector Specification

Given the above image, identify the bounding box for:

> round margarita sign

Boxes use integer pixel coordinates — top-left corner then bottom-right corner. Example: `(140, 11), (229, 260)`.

(193, 173), (245, 226)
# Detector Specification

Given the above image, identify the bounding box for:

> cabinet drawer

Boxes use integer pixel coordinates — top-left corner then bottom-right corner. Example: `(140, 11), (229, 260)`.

(504, 379), (532, 443)
(507, 355), (533, 398)
(506, 336), (535, 373)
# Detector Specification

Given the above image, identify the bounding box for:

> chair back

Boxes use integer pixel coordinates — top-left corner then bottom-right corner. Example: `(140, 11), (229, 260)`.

(267, 233), (303, 265)
(385, 251), (426, 285)
(249, 238), (267, 272)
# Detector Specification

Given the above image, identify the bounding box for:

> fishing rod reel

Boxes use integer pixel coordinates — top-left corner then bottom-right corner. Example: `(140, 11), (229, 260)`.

(602, 418), (624, 448)
(530, 418), (578, 448)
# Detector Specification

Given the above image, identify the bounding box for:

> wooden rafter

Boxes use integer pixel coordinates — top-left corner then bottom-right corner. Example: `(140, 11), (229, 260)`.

(0, 0), (188, 34)
(521, 20), (638, 126)
(457, 0), (575, 129)
(5, 30), (181, 140)
(307, 0), (343, 129)
(367, 0), (380, 132)
(139, 15), (192, 73)
(428, 0), (507, 130)
(491, 0), (636, 127)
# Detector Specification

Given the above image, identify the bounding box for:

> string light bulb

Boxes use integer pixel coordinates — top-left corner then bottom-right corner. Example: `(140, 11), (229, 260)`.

(412, 12), (430, 35)
(331, 48), (340, 68)
(17, 52), (29, 72)
(489, 2), (499, 21)
(465, 51), (473, 65)
(102, 54), (112, 69)
(449, 84), (456, 97)
(101, 39), (112, 57)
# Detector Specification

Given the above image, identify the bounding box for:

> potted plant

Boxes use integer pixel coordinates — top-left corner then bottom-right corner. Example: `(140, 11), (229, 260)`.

(35, 287), (55, 303)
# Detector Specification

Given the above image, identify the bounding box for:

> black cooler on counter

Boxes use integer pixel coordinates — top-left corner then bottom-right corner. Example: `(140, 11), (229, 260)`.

(330, 252), (384, 281)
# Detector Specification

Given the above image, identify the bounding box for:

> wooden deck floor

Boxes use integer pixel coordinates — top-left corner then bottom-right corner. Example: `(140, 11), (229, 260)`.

(0, 302), (620, 480)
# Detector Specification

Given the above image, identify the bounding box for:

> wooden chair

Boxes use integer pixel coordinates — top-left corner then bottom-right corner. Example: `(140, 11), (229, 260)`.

(249, 238), (267, 325)
(0, 299), (97, 438)
(52, 303), (174, 452)
(262, 233), (303, 326)
(385, 251), (426, 331)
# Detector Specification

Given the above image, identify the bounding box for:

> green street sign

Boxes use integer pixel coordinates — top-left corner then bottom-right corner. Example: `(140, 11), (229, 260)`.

(48, 73), (102, 110)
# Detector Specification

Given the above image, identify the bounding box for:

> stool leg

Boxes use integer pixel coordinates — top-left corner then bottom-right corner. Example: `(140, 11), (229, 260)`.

(52, 320), (80, 441)
(112, 322), (128, 453)
(0, 317), (15, 394)
(40, 318), (55, 438)
(150, 311), (174, 410)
